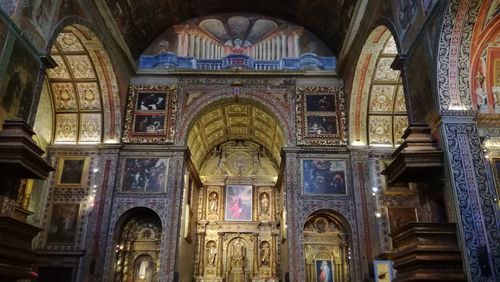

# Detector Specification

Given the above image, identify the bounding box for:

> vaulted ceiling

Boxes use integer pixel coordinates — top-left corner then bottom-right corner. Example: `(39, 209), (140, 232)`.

(103, 0), (358, 57)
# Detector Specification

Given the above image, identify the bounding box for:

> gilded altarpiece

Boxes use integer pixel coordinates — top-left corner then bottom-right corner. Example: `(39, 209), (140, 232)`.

(195, 141), (280, 282)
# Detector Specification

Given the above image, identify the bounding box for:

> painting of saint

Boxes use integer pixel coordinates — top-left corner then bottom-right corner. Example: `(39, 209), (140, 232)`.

(0, 38), (39, 123)
(307, 116), (337, 135)
(387, 207), (417, 232)
(225, 185), (252, 221)
(60, 159), (85, 184)
(136, 92), (167, 111)
(47, 203), (79, 244)
(133, 114), (165, 133)
(306, 95), (335, 112)
(303, 159), (347, 195)
(315, 259), (334, 282)
(122, 158), (168, 192)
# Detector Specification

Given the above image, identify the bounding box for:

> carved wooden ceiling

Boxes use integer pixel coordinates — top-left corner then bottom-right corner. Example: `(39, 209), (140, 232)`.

(102, 0), (358, 57)
(187, 102), (285, 170)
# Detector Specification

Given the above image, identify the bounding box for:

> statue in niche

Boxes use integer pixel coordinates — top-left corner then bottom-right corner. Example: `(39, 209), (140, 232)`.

(260, 241), (270, 267)
(230, 238), (246, 270)
(209, 192), (218, 214)
(206, 241), (217, 267)
(260, 193), (270, 215)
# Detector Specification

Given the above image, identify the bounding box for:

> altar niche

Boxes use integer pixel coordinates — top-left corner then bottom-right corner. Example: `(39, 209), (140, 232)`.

(303, 211), (351, 282)
(195, 184), (279, 282)
(113, 208), (162, 282)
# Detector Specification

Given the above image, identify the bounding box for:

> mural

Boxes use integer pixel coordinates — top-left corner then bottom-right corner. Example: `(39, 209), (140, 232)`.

(31, 0), (62, 37)
(139, 14), (336, 71)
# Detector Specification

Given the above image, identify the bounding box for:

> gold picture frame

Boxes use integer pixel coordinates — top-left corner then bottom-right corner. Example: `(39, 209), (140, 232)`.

(122, 84), (177, 144)
(374, 260), (394, 282)
(55, 157), (90, 188)
(296, 86), (347, 145)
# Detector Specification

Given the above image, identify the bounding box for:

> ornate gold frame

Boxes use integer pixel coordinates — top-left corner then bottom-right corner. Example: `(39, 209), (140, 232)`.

(296, 86), (347, 145)
(122, 84), (177, 144)
(55, 156), (90, 188)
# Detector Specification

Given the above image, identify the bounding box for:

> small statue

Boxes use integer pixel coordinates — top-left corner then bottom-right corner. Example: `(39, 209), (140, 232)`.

(209, 192), (218, 214)
(260, 241), (270, 267)
(230, 239), (246, 270)
(260, 193), (270, 215)
(206, 241), (217, 267)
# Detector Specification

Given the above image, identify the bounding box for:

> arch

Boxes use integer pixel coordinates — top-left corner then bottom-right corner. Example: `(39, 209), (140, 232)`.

(37, 18), (121, 144)
(181, 92), (290, 170)
(349, 25), (408, 146)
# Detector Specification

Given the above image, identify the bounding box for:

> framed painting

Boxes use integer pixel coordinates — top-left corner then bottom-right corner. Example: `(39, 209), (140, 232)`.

(46, 203), (80, 245)
(374, 260), (394, 282)
(55, 157), (89, 188)
(224, 185), (253, 221)
(121, 158), (168, 193)
(302, 159), (347, 196)
(387, 207), (417, 232)
(296, 86), (347, 145)
(314, 259), (334, 282)
(122, 84), (177, 144)
(493, 158), (500, 198)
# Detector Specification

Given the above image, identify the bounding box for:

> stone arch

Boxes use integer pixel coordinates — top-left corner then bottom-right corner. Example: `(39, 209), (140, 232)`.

(34, 17), (121, 144)
(180, 92), (291, 171)
(110, 207), (162, 282)
(348, 25), (408, 146)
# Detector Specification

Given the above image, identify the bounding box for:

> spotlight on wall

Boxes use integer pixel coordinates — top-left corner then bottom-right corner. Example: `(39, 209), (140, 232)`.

(375, 212), (382, 218)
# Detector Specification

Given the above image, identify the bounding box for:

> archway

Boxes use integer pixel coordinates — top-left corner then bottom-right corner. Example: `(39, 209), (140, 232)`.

(112, 207), (162, 282)
(303, 210), (351, 282)
(349, 25), (408, 147)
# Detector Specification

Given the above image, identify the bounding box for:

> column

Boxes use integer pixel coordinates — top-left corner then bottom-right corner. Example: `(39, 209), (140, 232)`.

(217, 232), (224, 277)
(188, 33), (195, 57)
(200, 38), (206, 59)
(271, 37), (276, 60)
(276, 36), (281, 60)
(293, 32), (300, 57)
(281, 34), (287, 58)
(195, 35), (201, 58)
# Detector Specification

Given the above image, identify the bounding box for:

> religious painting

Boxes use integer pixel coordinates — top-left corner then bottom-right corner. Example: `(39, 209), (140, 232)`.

(46, 203), (80, 245)
(374, 260), (394, 282)
(136, 92), (167, 111)
(387, 207), (417, 232)
(55, 157), (89, 188)
(225, 185), (253, 221)
(396, 0), (418, 34)
(314, 259), (334, 282)
(302, 159), (347, 196)
(133, 114), (166, 133)
(0, 36), (41, 124)
(133, 255), (154, 281)
(121, 158), (168, 193)
(296, 87), (347, 145)
(122, 85), (177, 143)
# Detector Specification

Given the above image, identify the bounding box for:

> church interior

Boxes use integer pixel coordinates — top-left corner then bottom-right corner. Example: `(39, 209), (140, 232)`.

(0, 0), (499, 281)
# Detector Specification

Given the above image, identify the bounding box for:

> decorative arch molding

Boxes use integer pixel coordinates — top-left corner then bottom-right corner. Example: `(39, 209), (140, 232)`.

(177, 86), (295, 149)
(41, 18), (122, 144)
(348, 25), (408, 146)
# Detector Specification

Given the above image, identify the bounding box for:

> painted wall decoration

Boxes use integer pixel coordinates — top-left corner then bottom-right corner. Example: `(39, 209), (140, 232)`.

(31, 0), (62, 37)
(296, 86), (347, 145)
(122, 85), (177, 143)
(138, 15), (336, 71)
(0, 13), (41, 125)
(121, 158), (168, 193)
(386, 207), (417, 232)
(46, 203), (80, 245)
(314, 259), (334, 282)
(55, 157), (89, 188)
(224, 185), (253, 221)
(302, 159), (347, 196)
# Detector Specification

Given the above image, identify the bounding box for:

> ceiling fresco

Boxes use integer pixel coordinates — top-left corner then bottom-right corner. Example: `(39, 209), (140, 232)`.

(103, 0), (357, 58)
(187, 102), (285, 171)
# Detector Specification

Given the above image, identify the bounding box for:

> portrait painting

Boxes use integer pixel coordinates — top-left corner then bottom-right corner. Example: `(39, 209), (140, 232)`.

(133, 114), (166, 133)
(0, 37), (40, 124)
(303, 159), (347, 196)
(122, 158), (168, 193)
(307, 116), (338, 135)
(314, 259), (334, 282)
(136, 92), (167, 111)
(56, 157), (89, 187)
(374, 260), (394, 282)
(306, 95), (336, 112)
(47, 203), (80, 244)
(387, 207), (417, 232)
(225, 185), (253, 221)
